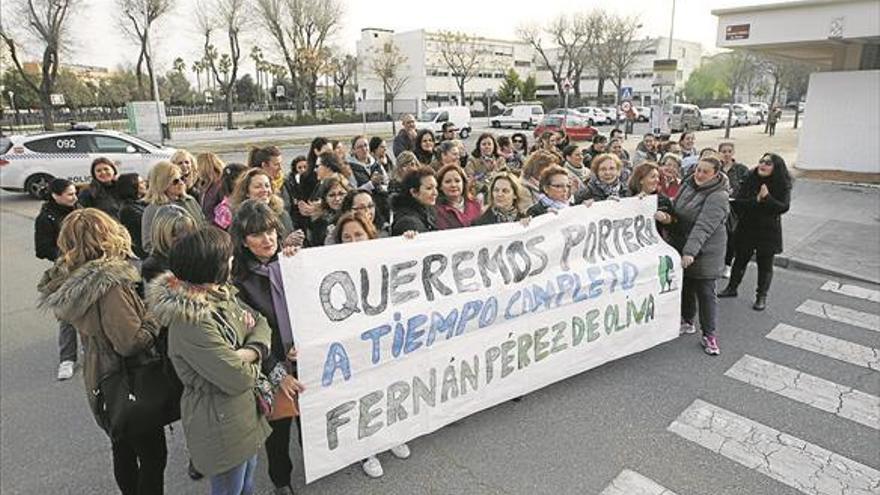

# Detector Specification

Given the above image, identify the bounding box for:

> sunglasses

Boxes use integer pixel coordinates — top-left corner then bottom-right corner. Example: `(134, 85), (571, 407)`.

(171, 177), (185, 185)
(512, 139), (523, 143)
(759, 159), (772, 165)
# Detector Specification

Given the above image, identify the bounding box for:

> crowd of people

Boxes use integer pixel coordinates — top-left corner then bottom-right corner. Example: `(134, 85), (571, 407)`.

(33, 113), (792, 495)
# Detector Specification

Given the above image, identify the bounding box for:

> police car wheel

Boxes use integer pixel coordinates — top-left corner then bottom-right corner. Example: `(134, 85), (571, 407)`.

(25, 174), (53, 200)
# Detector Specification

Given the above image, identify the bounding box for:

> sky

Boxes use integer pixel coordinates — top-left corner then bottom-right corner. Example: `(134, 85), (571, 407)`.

(8, 0), (798, 76)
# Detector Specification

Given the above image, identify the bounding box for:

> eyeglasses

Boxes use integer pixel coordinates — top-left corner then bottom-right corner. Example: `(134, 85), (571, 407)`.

(352, 204), (375, 212)
(548, 183), (571, 190)
(512, 139), (523, 144)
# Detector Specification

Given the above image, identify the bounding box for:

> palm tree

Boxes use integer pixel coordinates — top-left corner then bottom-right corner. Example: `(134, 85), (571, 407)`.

(191, 60), (203, 96)
(173, 57), (186, 74)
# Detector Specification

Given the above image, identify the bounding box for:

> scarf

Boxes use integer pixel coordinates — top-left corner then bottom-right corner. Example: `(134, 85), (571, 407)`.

(271, 174), (285, 194)
(538, 193), (569, 210)
(490, 206), (520, 224)
(588, 175), (623, 199)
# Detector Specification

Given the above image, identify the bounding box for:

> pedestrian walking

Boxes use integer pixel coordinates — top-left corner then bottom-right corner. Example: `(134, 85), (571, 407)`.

(39, 208), (168, 494)
(147, 227), (272, 495)
(767, 106), (781, 136)
(669, 156), (730, 356)
(34, 178), (81, 381)
(719, 153), (792, 311)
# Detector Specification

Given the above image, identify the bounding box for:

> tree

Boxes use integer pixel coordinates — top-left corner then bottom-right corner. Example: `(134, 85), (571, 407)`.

(368, 40), (409, 117)
(160, 70), (192, 104)
(191, 60), (204, 97)
(718, 50), (761, 137)
(520, 75), (537, 101)
(117, 0), (175, 100)
(549, 11), (605, 101)
(684, 60), (731, 105)
(329, 53), (356, 111)
(255, 0), (343, 116)
(172, 56), (185, 74)
(233, 74), (259, 104)
(517, 23), (566, 102)
(197, 0), (247, 129)
(435, 31), (496, 105)
(599, 15), (648, 107)
(497, 69), (522, 104)
(0, 0), (81, 130)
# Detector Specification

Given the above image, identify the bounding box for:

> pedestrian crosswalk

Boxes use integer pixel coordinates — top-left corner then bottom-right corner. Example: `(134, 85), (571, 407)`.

(601, 278), (880, 495)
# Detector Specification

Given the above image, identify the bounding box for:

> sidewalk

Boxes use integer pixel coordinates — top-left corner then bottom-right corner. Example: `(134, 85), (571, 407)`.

(650, 122), (880, 285)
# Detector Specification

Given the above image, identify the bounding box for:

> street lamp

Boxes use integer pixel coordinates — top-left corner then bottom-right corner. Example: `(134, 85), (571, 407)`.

(7, 91), (18, 131)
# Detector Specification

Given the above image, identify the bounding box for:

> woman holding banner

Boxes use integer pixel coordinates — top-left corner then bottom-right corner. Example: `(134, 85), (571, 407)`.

(669, 156), (730, 356)
(473, 171), (530, 226)
(435, 164), (482, 230)
(526, 166), (574, 217)
(230, 200), (305, 495)
(333, 210), (413, 477)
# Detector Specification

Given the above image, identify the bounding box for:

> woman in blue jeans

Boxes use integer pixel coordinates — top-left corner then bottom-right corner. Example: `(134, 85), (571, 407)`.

(667, 156), (730, 356)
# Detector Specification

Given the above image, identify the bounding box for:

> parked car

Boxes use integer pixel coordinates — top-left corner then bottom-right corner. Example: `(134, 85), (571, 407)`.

(635, 106), (651, 122)
(575, 107), (608, 126)
(700, 108), (728, 129)
(602, 107), (623, 123)
(533, 115), (598, 142)
(748, 102), (769, 121)
(668, 104), (702, 133)
(0, 128), (175, 199)
(417, 106), (473, 138)
(490, 104), (544, 129)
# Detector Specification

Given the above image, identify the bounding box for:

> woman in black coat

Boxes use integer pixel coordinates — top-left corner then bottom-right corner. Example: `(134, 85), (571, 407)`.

(390, 166), (438, 235)
(34, 178), (81, 380)
(230, 199), (304, 495)
(116, 173), (148, 259)
(719, 153), (792, 311)
(78, 157), (122, 218)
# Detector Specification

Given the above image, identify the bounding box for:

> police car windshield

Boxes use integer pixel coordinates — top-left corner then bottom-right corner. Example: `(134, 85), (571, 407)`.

(0, 137), (11, 155)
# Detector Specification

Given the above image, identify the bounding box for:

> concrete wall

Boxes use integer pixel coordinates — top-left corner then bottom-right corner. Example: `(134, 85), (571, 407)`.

(798, 70), (880, 173)
(716, 0), (880, 49)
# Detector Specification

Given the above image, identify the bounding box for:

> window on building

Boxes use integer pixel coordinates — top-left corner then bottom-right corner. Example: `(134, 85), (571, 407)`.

(515, 60), (530, 67)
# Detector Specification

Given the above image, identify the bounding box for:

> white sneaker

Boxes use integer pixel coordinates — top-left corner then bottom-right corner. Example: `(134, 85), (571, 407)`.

(722, 265), (732, 279)
(390, 443), (411, 459)
(362, 456), (384, 478)
(679, 322), (696, 335)
(57, 361), (75, 381)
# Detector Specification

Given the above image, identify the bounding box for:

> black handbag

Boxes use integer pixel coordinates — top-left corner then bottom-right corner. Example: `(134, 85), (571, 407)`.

(93, 301), (183, 440)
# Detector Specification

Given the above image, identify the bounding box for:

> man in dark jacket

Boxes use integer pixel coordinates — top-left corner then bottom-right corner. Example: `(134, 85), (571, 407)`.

(392, 114), (417, 158)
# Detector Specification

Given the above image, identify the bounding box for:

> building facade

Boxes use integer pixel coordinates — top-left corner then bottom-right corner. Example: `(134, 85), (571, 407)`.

(356, 28), (535, 115)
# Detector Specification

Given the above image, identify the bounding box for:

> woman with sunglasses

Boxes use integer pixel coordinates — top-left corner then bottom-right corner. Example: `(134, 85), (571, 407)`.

(718, 153), (792, 311)
(141, 160), (206, 254)
(170, 149), (199, 197)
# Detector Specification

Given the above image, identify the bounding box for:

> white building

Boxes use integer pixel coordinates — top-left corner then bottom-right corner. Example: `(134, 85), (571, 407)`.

(534, 37), (704, 105)
(356, 28), (535, 115)
(713, 0), (880, 174)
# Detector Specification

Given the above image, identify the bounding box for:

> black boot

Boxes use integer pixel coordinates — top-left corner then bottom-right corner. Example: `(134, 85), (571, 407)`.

(718, 284), (738, 298)
(753, 294), (767, 311)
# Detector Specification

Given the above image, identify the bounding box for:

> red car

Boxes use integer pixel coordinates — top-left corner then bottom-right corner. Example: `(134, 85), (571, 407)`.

(533, 115), (598, 142)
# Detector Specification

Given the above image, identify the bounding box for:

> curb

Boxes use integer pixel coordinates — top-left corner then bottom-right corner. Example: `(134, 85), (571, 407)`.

(775, 254), (880, 286)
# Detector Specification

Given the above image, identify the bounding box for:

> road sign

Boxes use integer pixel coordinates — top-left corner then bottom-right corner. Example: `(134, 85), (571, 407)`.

(276, 85), (286, 98)
(562, 79), (573, 93)
(620, 86), (633, 101)
(50, 93), (65, 106)
(620, 100), (633, 112)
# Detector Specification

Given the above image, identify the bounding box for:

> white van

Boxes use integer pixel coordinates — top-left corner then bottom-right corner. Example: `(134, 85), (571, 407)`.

(491, 104), (544, 129)
(417, 106), (472, 138)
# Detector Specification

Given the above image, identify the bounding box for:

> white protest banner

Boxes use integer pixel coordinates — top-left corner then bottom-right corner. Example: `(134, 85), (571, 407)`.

(280, 196), (682, 482)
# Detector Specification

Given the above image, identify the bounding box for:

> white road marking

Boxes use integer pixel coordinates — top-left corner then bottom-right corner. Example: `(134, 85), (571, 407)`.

(821, 281), (880, 304)
(669, 399), (880, 495)
(725, 355), (879, 430)
(766, 324), (879, 371)
(599, 469), (678, 495)
(796, 300), (880, 333)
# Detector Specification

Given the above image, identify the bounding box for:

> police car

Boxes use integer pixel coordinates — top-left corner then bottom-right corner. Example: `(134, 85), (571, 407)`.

(0, 126), (175, 199)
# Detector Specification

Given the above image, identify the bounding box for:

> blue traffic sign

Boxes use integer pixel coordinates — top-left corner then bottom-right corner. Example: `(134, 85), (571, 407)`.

(620, 86), (634, 101)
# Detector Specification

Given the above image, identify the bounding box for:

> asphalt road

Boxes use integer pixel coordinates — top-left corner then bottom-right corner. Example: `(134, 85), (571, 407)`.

(1, 189), (877, 494)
